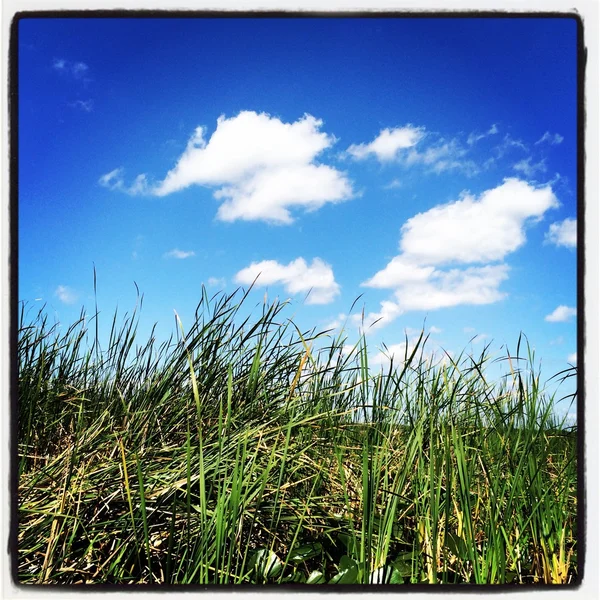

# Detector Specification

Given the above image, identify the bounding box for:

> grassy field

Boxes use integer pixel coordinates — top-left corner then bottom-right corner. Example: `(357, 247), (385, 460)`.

(16, 288), (578, 585)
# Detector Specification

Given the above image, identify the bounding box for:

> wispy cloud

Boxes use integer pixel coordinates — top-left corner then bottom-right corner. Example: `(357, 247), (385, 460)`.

(164, 249), (195, 259)
(467, 123), (499, 145)
(103, 112), (354, 224)
(99, 168), (149, 196)
(567, 352), (577, 364)
(54, 285), (78, 304)
(494, 133), (528, 158)
(513, 157), (547, 177)
(234, 257), (340, 305)
(347, 125), (424, 161)
(535, 131), (564, 145)
(207, 277), (226, 288)
(52, 58), (90, 80)
(545, 305), (577, 322)
(545, 218), (576, 248)
(68, 99), (94, 112)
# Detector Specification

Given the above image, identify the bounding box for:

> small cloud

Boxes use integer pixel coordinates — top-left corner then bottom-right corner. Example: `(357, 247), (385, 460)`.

(99, 168), (124, 191)
(545, 218), (577, 248)
(54, 285), (77, 304)
(207, 277), (226, 288)
(535, 131), (564, 145)
(234, 257), (340, 305)
(52, 58), (90, 80)
(464, 326), (476, 334)
(68, 99), (93, 112)
(347, 125), (424, 161)
(471, 333), (489, 344)
(549, 336), (564, 346)
(567, 352), (577, 364)
(513, 157), (547, 177)
(164, 249), (195, 259)
(99, 168), (149, 195)
(467, 123), (499, 145)
(545, 305), (576, 322)
(384, 178), (403, 190)
(429, 326), (442, 334)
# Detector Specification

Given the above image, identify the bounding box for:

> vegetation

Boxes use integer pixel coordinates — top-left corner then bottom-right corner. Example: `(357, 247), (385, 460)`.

(17, 287), (577, 584)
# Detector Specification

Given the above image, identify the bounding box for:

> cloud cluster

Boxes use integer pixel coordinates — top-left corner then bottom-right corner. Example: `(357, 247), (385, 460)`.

(359, 178), (558, 327)
(545, 305), (576, 322)
(545, 218), (577, 248)
(234, 257), (340, 305)
(103, 111), (354, 224)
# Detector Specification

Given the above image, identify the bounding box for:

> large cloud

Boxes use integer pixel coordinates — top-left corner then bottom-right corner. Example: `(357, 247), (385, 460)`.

(109, 111), (354, 225)
(359, 178), (558, 327)
(234, 257), (340, 305)
(395, 178), (558, 266)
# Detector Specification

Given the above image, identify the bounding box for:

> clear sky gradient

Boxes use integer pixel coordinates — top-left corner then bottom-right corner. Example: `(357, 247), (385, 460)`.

(18, 16), (579, 415)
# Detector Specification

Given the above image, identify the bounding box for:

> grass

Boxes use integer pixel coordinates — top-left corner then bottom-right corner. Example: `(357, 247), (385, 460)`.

(16, 287), (578, 584)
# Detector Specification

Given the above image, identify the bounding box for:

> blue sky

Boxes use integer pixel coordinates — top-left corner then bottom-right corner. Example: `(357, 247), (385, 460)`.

(18, 16), (578, 415)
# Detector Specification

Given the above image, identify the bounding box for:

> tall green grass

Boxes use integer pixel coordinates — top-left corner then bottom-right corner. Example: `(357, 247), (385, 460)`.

(17, 288), (577, 584)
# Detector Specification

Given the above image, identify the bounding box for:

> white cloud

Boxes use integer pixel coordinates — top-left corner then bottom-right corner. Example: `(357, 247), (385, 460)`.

(471, 333), (489, 344)
(144, 111), (353, 224)
(351, 299), (405, 332)
(567, 352), (577, 364)
(52, 58), (90, 79)
(545, 218), (577, 248)
(404, 138), (478, 176)
(363, 256), (435, 288)
(207, 277), (226, 288)
(394, 178), (558, 266)
(164, 249), (195, 259)
(535, 131), (564, 145)
(359, 178), (557, 324)
(429, 326), (443, 334)
(391, 265), (509, 311)
(494, 134), (527, 158)
(347, 125), (424, 161)
(545, 305), (577, 322)
(467, 123), (499, 145)
(513, 157), (547, 177)
(54, 285), (77, 304)
(234, 257), (340, 305)
(99, 168), (149, 195)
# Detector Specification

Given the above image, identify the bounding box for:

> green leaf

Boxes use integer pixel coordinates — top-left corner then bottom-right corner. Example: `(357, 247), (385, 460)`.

(281, 571), (307, 583)
(288, 542), (323, 564)
(329, 555), (358, 584)
(306, 570), (326, 584)
(248, 549), (283, 581)
(391, 553), (414, 578)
